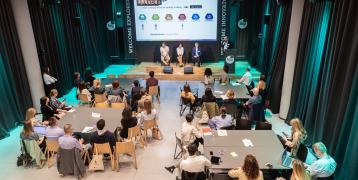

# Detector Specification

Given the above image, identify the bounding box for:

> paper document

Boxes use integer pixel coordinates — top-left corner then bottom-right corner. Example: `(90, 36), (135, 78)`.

(91, 112), (101, 118)
(217, 130), (228, 136)
(82, 126), (94, 133)
(105, 84), (113, 88)
(242, 138), (254, 147)
(214, 90), (224, 94)
(230, 152), (238, 157)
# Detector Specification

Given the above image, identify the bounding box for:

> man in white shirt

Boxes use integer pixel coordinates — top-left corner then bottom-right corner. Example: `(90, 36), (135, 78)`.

(208, 106), (233, 130)
(180, 143), (211, 176)
(176, 43), (184, 67)
(307, 142), (337, 179)
(160, 42), (170, 65)
(181, 114), (203, 148)
(237, 67), (253, 87)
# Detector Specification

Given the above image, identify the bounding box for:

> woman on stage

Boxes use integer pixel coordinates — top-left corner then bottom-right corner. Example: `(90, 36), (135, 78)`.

(176, 43), (184, 67)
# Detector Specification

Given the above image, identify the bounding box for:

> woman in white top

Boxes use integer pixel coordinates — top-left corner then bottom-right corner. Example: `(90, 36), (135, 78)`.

(137, 99), (158, 125)
(176, 43), (184, 67)
(78, 81), (92, 101)
(25, 107), (45, 126)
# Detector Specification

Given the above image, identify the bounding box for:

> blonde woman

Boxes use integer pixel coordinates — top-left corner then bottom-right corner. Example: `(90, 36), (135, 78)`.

(25, 108), (39, 126)
(91, 79), (106, 95)
(136, 99), (158, 125)
(283, 118), (307, 157)
(291, 160), (310, 180)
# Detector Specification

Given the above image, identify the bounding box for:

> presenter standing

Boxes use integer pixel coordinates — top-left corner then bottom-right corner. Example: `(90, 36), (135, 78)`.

(192, 42), (202, 67)
(176, 43), (184, 67)
(160, 42), (170, 66)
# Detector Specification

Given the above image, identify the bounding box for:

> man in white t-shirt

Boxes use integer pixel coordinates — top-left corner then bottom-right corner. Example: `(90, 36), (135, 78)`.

(179, 143), (211, 179)
(237, 67), (253, 87)
(307, 142), (337, 179)
(160, 42), (170, 65)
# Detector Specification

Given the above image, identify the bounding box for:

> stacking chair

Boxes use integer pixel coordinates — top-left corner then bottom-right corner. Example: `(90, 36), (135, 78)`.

(107, 74), (116, 78)
(78, 94), (93, 107)
(235, 119), (252, 130)
(128, 125), (145, 148)
(142, 119), (157, 145)
(182, 170), (206, 180)
(180, 97), (193, 116)
(44, 140), (59, 167)
(93, 143), (115, 170)
(57, 148), (86, 177)
(95, 102), (109, 108)
(148, 85), (160, 104)
(94, 94), (107, 104)
(255, 121), (272, 130)
(174, 132), (184, 159)
(111, 102), (126, 109)
(225, 103), (239, 120)
(114, 141), (137, 171)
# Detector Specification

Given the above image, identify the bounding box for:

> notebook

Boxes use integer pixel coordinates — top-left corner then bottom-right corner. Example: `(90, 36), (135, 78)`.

(281, 149), (293, 168)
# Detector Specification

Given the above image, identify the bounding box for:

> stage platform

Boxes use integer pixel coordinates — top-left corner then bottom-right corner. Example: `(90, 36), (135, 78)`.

(116, 61), (261, 81)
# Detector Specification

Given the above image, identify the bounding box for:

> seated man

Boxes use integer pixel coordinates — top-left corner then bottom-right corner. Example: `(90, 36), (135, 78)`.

(307, 142), (337, 178)
(237, 67), (253, 90)
(160, 42), (170, 65)
(179, 143), (211, 178)
(208, 106), (233, 130)
(191, 42), (202, 67)
(181, 114), (204, 148)
(59, 124), (83, 150)
(90, 119), (116, 152)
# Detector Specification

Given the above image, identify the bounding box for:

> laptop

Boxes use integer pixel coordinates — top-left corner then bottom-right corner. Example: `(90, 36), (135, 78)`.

(281, 149), (293, 168)
(33, 126), (46, 137)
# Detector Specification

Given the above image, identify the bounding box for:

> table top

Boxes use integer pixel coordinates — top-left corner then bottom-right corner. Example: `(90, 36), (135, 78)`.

(59, 107), (123, 132)
(203, 130), (288, 170)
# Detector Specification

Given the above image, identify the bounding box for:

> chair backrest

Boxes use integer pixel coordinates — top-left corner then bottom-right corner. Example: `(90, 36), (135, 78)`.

(46, 140), (59, 152)
(148, 86), (159, 96)
(95, 102), (109, 108)
(175, 132), (183, 149)
(143, 119), (156, 131)
(225, 103), (239, 116)
(181, 96), (192, 105)
(94, 143), (112, 155)
(107, 74), (116, 78)
(236, 119), (252, 130)
(95, 94), (107, 103)
(202, 102), (219, 119)
(128, 125), (141, 139)
(297, 143), (308, 162)
(212, 173), (236, 180)
(78, 94), (90, 103)
(57, 147), (86, 176)
(220, 125), (235, 130)
(115, 141), (135, 154)
(182, 170), (206, 180)
(111, 102), (126, 109)
(255, 122), (272, 130)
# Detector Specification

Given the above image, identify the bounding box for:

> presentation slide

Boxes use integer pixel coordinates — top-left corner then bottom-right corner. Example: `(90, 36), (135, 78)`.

(134, 0), (218, 41)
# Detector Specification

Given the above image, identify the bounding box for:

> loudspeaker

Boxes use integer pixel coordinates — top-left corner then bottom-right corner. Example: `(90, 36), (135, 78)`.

(264, 14), (271, 24)
(184, 66), (194, 74)
(163, 66), (173, 74)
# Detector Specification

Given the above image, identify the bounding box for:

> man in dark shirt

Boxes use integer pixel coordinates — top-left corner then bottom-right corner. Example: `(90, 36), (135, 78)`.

(90, 119), (116, 152)
(146, 71), (159, 94)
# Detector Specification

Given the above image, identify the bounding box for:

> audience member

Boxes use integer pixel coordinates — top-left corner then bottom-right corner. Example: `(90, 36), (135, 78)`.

(73, 72), (81, 88)
(281, 118), (307, 157)
(220, 64), (229, 84)
(59, 124), (83, 150)
(84, 67), (95, 87)
(90, 119), (116, 151)
(291, 160), (310, 180)
(90, 79), (106, 95)
(131, 80), (142, 102)
(257, 75), (268, 106)
(119, 107), (138, 139)
(108, 80), (127, 103)
(237, 67), (253, 90)
(25, 107), (42, 126)
(181, 114), (203, 148)
(179, 143), (211, 177)
(49, 89), (69, 110)
(45, 117), (64, 141)
(42, 66), (58, 96)
(201, 88), (216, 105)
(208, 106), (233, 130)
(138, 88), (152, 112)
(146, 71), (159, 89)
(180, 83), (197, 112)
(204, 68), (214, 85)
(228, 154), (263, 180)
(137, 99), (158, 126)
(223, 89), (240, 106)
(40, 96), (61, 121)
(307, 142), (336, 178)
(245, 88), (264, 122)
(78, 81), (92, 101)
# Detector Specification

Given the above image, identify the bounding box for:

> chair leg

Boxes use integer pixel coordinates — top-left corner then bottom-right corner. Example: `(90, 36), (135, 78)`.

(116, 153), (120, 172)
(133, 152), (138, 169)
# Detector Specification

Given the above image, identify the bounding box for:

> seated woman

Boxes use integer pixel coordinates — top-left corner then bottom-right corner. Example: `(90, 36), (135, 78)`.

(180, 83), (197, 112)
(137, 88), (152, 112)
(204, 68), (214, 85)
(119, 107), (138, 139)
(90, 79), (106, 95)
(228, 154), (263, 180)
(78, 81), (92, 101)
(73, 72), (81, 88)
(137, 99), (158, 125)
(49, 89), (71, 111)
(40, 96), (62, 121)
(84, 67), (95, 87)
(20, 120), (46, 168)
(219, 64), (229, 84)
(45, 117), (64, 141)
(131, 80), (142, 110)
(281, 118), (307, 158)
(201, 87), (216, 105)
(108, 80), (127, 103)
(25, 107), (44, 126)
(208, 106), (233, 130)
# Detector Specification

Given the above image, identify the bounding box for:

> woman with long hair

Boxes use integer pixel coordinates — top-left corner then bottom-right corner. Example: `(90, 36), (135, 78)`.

(204, 68), (214, 85)
(201, 87), (216, 104)
(180, 83), (197, 112)
(137, 99), (158, 125)
(284, 118), (307, 157)
(119, 107), (138, 139)
(25, 108), (38, 126)
(78, 81), (92, 101)
(291, 160), (310, 180)
(228, 154), (263, 180)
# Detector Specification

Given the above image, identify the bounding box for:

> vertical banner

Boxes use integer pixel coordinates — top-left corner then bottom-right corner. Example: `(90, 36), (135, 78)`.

(218, 0), (230, 57)
(123, 0), (136, 58)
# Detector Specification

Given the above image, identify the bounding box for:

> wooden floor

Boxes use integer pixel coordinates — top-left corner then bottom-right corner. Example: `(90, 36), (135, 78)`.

(118, 62), (261, 81)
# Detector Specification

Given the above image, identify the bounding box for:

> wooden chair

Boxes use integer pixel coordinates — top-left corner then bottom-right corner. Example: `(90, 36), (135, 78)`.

(142, 119), (156, 145)
(107, 74), (116, 78)
(111, 102), (126, 109)
(44, 140), (59, 167)
(128, 125), (145, 148)
(78, 94), (93, 107)
(148, 86), (160, 104)
(82, 149), (91, 164)
(93, 143), (115, 170)
(95, 102), (109, 108)
(94, 94), (107, 103)
(114, 141), (137, 171)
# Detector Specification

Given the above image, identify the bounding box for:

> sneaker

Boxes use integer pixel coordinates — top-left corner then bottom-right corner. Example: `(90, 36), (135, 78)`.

(164, 166), (175, 173)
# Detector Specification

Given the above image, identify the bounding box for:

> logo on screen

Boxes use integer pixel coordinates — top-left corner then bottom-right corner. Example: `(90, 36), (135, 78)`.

(152, 14), (160, 20)
(191, 13), (200, 20)
(178, 14), (187, 21)
(137, 0), (162, 6)
(165, 14), (173, 21)
(205, 13), (214, 20)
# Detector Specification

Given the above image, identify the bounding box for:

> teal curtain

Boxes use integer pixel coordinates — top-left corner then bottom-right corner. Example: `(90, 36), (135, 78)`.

(288, 0), (358, 178)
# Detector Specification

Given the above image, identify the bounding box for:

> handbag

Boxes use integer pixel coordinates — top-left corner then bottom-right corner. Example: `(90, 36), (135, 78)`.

(152, 126), (163, 140)
(17, 140), (32, 167)
(198, 110), (209, 123)
(89, 148), (104, 171)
